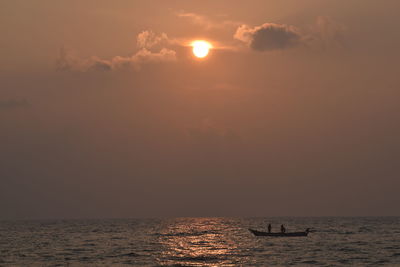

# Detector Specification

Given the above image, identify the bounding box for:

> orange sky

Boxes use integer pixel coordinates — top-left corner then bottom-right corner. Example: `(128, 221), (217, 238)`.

(1, 0), (400, 219)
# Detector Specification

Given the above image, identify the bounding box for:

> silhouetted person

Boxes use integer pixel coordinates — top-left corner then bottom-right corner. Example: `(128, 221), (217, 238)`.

(267, 224), (271, 233)
(280, 224), (286, 233)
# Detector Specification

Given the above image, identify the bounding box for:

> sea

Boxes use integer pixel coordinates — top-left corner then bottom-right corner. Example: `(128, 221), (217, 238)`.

(0, 217), (399, 266)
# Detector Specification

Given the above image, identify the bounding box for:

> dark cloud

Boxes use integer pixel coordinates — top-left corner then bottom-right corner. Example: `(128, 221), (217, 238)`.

(234, 18), (346, 52)
(234, 23), (301, 51)
(88, 57), (113, 72)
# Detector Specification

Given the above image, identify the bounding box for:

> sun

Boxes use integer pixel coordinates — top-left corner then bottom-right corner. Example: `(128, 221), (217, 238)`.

(191, 40), (212, 58)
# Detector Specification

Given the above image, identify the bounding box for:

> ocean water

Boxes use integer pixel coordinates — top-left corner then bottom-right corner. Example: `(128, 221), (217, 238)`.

(0, 217), (399, 266)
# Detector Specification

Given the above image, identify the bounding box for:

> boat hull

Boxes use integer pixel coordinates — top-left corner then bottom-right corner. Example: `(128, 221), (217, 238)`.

(249, 229), (309, 237)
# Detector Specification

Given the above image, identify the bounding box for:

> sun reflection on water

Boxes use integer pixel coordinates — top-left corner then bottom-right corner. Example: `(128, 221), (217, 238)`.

(156, 218), (244, 266)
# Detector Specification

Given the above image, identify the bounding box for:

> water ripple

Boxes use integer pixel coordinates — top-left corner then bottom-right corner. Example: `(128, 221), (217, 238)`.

(0, 217), (399, 266)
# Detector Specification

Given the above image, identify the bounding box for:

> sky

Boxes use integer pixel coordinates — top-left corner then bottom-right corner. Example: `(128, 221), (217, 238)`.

(1, 0), (400, 219)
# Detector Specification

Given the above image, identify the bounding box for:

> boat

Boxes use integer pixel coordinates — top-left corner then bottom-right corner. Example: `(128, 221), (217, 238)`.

(249, 228), (310, 237)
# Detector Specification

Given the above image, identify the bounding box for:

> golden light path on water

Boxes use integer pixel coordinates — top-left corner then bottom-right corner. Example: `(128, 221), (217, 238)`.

(156, 218), (247, 266)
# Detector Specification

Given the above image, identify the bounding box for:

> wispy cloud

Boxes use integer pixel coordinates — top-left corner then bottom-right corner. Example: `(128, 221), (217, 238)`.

(176, 11), (240, 30)
(137, 30), (169, 49)
(57, 31), (176, 72)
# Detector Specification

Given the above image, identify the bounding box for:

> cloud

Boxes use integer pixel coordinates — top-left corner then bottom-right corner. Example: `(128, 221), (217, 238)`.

(112, 48), (176, 71)
(137, 30), (169, 49)
(176, 11), (240, 30)
(0, 98), (29, 110)
(57, 48), (176, 72)
(234, 23), (302, 51)
(57, 31), (176, 72)
(234, 17), (346, 52)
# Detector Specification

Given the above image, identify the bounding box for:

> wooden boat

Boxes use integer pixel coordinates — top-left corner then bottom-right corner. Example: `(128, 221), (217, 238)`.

(249, 228), (310, 237)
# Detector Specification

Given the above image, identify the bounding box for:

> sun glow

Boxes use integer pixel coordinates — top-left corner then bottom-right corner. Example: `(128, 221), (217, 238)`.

(192, 40), (212, 58)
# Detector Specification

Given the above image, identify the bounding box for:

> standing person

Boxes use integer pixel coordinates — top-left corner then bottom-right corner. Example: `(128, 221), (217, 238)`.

(267, 223), (272, 233)
(280, 224), (286, 233)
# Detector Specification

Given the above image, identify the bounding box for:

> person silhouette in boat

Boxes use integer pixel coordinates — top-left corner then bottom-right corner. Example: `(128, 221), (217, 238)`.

(280, 224), (286, 233)
(267, 223), (272, 233)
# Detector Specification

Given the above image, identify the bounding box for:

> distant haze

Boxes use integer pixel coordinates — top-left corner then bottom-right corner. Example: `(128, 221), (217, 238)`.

(1, 0), (400, 219)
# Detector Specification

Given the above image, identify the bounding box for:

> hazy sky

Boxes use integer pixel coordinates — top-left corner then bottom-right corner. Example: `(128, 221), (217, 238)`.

(1, 0), (400, 219)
